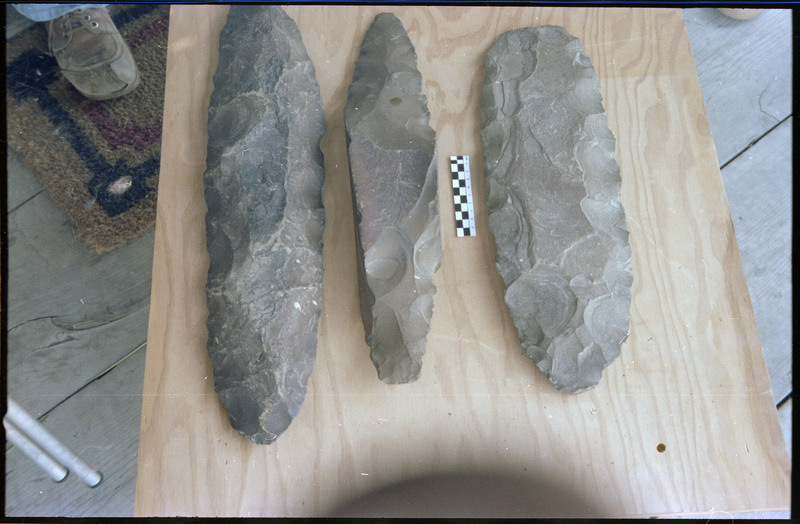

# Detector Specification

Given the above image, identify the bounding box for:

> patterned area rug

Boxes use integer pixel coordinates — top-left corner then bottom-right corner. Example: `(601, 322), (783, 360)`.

(6, 4), (169, 253)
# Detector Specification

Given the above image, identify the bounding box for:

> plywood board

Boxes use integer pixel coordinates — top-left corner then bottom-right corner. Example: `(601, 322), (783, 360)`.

(135, 6), (790, 517)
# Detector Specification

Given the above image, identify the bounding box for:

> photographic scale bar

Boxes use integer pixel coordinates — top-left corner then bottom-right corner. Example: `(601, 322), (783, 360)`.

(450, 155), (476, 237)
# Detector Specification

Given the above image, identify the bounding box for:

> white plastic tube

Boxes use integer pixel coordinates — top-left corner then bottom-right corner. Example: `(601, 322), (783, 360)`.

(4, 418), (68, 483)
(6, 399), (102, 487)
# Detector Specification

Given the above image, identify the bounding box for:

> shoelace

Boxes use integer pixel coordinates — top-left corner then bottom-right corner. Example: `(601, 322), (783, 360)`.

(51, 9), (100, 41)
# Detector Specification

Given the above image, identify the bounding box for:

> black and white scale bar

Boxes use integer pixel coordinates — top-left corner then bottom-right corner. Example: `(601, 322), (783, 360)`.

(450, 155), (476, 237)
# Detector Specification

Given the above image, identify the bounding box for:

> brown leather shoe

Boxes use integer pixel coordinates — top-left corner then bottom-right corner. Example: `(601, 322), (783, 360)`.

(48, 7), (140, 100)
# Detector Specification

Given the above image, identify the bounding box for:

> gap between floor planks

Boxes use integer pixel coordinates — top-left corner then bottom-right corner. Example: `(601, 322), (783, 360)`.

(4, 348), (147, 517)
(6, 149), (155, 419)
(5, 154), (154, 514)
(682, 8), (792, 166)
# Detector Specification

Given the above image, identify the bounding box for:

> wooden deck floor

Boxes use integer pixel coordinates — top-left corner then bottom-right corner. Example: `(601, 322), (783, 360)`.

(4, 7), (791, 518)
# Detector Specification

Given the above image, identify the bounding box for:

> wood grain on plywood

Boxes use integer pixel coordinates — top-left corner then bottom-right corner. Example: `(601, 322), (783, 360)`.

(135, 6), (790, 517)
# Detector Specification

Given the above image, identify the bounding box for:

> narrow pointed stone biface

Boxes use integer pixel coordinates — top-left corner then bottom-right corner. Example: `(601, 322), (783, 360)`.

(481, 26), (632, 393)
(203, 6), (326, 443)
(345, 13), (441, 384)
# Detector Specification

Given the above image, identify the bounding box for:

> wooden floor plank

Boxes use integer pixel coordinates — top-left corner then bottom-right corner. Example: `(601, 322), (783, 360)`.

(682, 8), (792, 166)
(7, 178), (154, 330)
(6, 163), (154, 418)
(717, 118), (792, 402)
(4, 346), (146, 517)
(7, 308), (149, 418)
(6, 148), (43, 213)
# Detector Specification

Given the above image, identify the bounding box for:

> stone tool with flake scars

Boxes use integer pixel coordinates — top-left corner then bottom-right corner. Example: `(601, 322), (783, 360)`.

(344, 13), (442, 384)
(481, 26), (632, 393)
(203, 6), (326, 443)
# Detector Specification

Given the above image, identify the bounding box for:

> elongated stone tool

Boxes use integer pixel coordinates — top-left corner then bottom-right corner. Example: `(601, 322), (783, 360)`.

(481, 26), (632, 393)
(203, 6), (326, 444)
(345, 13), (441, 384)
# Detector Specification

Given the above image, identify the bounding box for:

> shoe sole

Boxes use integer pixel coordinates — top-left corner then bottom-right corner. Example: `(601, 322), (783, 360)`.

(82, 71), (141, 101)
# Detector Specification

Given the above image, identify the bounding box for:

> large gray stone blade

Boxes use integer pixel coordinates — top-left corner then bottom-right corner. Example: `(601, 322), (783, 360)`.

(344, 13), (441, 384)
(481, 26), (632, 393)
(203, 6), (325, 444)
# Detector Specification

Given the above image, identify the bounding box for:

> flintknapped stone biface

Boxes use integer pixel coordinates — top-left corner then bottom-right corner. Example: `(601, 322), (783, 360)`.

(203, 6), (326, 443)
(345, 13), (441, 384)
(481, 26), (632, 393)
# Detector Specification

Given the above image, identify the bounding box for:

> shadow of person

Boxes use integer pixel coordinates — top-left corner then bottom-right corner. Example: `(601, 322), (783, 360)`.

(329, 469), (608, 518)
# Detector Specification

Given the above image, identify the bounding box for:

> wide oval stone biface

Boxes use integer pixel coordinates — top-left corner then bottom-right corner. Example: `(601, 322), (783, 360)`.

(345, 13), (441, 384)
(481, 26), (632, 393)
(204, 6), (326, 443)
